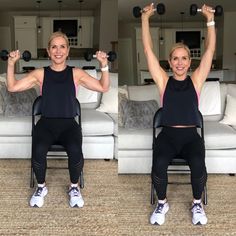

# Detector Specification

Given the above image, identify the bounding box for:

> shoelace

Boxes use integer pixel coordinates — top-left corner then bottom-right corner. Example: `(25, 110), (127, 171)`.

(155, 203), (165, 214)
(191, 203), (203, 214)
(34, 187), (43, 197)
(68, 187), (80, 196)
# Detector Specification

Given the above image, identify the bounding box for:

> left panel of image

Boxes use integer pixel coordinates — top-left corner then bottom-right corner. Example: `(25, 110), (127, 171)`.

(0, 0), (119, 235)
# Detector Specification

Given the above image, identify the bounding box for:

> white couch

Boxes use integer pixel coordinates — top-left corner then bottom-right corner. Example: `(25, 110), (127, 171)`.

(0, 71), (118, 160)
(118, 82), (236, 174)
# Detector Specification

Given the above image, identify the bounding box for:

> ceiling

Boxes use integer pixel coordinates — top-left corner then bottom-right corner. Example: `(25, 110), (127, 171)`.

(0, 0), (101, 12)
(0, 0), (235, 22)
(118, 0), (236, 23)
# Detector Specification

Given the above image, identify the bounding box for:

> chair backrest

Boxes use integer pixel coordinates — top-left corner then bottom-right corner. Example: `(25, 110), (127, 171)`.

(32, 96), (42, 116)
(31, 96), (81, 134)
(153, 107), (204, 139)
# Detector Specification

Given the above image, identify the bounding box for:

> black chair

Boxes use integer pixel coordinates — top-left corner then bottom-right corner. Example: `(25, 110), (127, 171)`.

(30, 96), (84, 189)
(150, 108), (207, 205)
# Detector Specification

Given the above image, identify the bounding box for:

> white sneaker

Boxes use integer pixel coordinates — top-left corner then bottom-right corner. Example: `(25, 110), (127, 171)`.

(191, 202), (208, 225)
(68, 186), (84, 208)
(150, 201), (169, 225)
(30, 186), (48, 208)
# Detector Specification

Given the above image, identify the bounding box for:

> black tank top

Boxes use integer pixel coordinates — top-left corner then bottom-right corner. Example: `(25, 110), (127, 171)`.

(161, 76), (200, 126)
(41, 66), (77, 118)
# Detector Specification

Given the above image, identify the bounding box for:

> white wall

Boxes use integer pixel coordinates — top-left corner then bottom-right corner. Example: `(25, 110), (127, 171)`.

(99, 0), (118, 52)
(93, 5), (101, 49)
(0, 26), (11, 73)
(118, 38), (134, 85)
(0, 26), (11, 50)
(223, 12), (236, 81)
(118, 22), (140, 85)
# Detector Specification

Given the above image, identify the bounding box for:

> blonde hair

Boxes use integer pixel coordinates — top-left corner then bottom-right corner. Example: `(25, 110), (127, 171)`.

(169, 42), (191, 60)
(47, 31), (69, 49)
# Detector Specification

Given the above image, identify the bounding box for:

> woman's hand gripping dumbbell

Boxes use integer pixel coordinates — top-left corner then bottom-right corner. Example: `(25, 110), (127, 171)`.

(84, 50), (117, 62)
(1, 49), (31, 62)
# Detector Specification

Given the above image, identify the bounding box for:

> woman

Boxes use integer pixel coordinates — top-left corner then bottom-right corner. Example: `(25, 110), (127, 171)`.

(141, 4), (215, 225)
(7, 31), (110, 208)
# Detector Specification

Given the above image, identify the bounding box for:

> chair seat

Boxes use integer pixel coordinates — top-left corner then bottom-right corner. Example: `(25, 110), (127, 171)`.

(48, 144), (66, 152)
(170, 158), (188, 166)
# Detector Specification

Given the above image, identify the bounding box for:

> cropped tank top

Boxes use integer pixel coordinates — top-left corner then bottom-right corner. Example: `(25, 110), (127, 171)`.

(161, 76), (200, 126)
(41, 66), (77, 118)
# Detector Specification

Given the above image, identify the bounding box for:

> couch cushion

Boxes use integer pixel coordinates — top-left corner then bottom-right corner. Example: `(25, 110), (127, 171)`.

(77, 69), (98, 104)
(96, 87), (118, 114)
(119, 121), (236, 150)
(203, 83), (227, 121)
(0, 110), (115, 137)
(122, 99), (158, 129)
(204, 121), (236, 149)
(128, 84), (161, 106)
(219, 95), (236, 126)
(107, 113), (118, 136)
(118, 85), (129, 127)
(81, 109), (114, 136)
(96, 72), (118, 114)
(0, 116), (32, 135)
(199, 81), (221, 116)
(227, 83), (236, 97)
(119, 127), (154, 149)
(79, 92), (102, 110)
(78, 69), (101, 109)
(0, 84), (37, 117)
(0, 82), (4, 114)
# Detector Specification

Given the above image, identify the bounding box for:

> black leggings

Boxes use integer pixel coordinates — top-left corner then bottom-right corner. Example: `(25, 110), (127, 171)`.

(32, 117), (84, 184)
(152, 127), (207, 200)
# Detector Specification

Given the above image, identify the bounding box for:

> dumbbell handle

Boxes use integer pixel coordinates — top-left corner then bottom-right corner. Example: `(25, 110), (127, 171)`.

(140, 8), (157, 14)
(8, 52), (30, 60)
(197, 8), (215, 13)
(92, 55), (109, 59)
(3, 51), (26, 58)
(84, 51), (116, 62)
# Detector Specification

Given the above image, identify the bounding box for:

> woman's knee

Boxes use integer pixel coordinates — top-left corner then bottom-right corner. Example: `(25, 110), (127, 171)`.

(152, 156), (169, 177)
(32, 143), (49, 160)
(189, 158), (207, 178)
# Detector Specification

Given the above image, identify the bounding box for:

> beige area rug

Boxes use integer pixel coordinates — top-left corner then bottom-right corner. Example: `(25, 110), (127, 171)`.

(118, 173), (236, 236)
(0, 159), (118, 236)
(0, 159), (235, 236)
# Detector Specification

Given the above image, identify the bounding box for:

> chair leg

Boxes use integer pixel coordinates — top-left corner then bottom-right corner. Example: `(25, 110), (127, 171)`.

(150, 183), (155, 205)
(203, 184), (207, 205)
(80, 170), (84, 189)
(30, 167), (35, 188)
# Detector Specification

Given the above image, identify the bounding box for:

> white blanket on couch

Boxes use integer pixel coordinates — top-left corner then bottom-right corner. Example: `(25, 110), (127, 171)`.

(199, 81), (221, 115)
